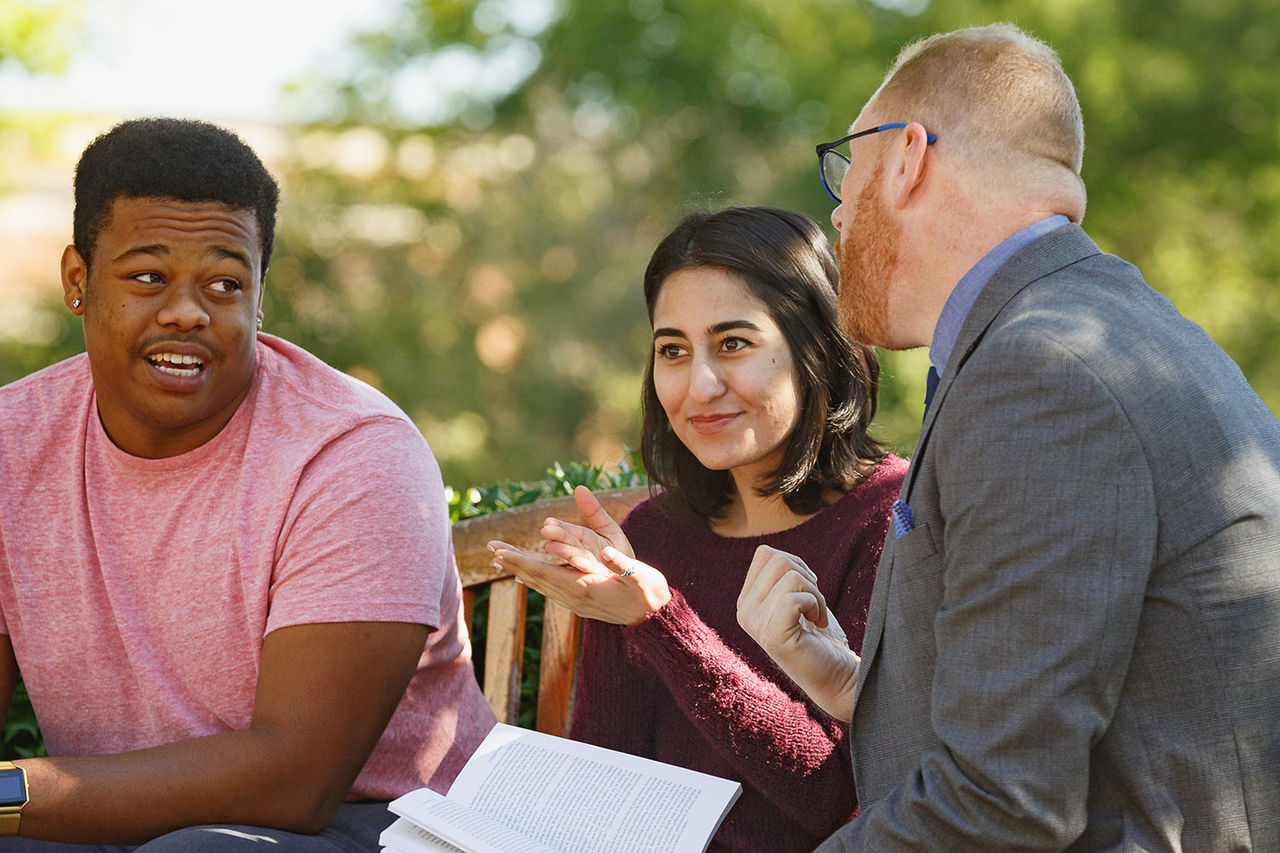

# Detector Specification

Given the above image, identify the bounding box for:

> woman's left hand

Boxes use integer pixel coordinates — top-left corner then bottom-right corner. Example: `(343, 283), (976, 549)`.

(488, 538), (671, 626)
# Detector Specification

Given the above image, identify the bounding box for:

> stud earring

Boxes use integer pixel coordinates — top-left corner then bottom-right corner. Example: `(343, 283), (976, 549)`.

(256, 317), (263, 329)
(71, 298), (81, 309)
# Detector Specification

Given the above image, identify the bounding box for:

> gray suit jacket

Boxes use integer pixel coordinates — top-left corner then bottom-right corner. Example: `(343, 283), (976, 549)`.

(819, 225), (1280, 851)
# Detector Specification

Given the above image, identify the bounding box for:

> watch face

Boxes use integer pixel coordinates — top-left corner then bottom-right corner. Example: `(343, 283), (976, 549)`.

(0, 771), (25, 805)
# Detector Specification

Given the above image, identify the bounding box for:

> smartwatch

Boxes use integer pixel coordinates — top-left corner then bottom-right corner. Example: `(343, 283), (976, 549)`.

(0, 761), (28, 836)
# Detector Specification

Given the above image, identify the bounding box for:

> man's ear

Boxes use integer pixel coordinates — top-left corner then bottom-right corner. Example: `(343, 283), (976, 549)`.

(256, 269), (267, 328)
(890, 122), (932, 210)
(61, 245), (88, 314)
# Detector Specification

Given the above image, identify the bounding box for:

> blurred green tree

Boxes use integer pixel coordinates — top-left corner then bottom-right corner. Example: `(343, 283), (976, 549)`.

(0, 1), (89, 393)
(0, 0), (82, 73)
(4, 0), (1279, 487)
(259, 0), (1280, 487)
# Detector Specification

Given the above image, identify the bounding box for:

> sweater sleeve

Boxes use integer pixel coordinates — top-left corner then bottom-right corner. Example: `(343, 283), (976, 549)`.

(622, 586), (858, 838)
(567, 612), (660, 759)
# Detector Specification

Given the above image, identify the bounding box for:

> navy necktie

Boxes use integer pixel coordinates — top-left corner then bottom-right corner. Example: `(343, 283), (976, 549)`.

(923, 366), (940, 422)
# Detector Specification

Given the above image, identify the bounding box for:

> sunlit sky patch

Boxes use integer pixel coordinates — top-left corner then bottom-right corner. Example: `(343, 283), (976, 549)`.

(1, 0), (401, 123)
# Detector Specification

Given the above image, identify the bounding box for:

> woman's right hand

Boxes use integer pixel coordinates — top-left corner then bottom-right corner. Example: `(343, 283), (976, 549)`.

(488, 486), (671, 625)
(540, 484), (637, 567)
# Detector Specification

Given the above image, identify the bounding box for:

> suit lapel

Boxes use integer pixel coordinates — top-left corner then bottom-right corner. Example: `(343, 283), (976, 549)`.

(852, 224), (1101, 722)
(898, 224), (1102, 502)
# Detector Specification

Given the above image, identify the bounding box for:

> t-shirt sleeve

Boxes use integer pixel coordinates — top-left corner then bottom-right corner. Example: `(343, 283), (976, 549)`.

(264, 415), (452, 635)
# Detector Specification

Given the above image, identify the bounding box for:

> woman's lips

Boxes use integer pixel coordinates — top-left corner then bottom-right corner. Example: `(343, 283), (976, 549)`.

(687, 413), (739, 435)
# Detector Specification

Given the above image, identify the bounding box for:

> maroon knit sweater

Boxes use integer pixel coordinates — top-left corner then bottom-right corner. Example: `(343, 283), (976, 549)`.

(568, 455), (907, 853)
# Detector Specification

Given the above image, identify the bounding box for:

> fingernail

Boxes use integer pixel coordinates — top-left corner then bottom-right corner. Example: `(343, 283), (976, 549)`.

(491, 559), (503, 570)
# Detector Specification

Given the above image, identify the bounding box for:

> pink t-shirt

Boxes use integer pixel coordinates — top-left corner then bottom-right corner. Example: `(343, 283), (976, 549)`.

(0, 334), (496, 799)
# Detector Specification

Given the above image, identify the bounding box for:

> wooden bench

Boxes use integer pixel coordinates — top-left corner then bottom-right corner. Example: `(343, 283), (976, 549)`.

(452, 487), (649, 736)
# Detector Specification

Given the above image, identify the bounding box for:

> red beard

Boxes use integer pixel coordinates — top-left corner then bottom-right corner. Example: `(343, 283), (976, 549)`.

(836, 161), (900, 349)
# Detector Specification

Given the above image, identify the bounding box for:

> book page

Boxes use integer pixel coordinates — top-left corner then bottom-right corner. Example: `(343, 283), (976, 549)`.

(445, 724), (742, 853)
(390, 788), (557, 853)
(379, 815), (468, 853)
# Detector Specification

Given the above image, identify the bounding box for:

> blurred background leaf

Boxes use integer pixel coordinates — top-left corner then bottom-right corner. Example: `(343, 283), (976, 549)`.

(3, 0), (1279, 486)
(0, 0), (83, 74)
(263, 0), (1280, 485)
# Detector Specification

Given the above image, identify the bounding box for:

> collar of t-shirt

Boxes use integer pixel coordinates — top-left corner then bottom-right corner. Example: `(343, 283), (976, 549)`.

(928, 214), (1071, 374)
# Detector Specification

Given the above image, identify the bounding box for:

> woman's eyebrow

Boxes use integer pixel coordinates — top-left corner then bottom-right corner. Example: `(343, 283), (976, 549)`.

(707, 319), (762, 335)
(654, 319), (763, 339)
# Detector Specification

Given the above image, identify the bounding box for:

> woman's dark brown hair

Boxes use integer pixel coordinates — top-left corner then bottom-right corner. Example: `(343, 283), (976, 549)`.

(640, 206), (885, 522)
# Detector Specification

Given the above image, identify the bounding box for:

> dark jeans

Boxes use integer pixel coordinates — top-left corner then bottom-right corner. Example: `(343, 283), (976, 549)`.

(0, 802), (395, 852)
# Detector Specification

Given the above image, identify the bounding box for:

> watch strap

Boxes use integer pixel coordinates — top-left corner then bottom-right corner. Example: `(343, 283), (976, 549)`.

(0, 761), (27, 837)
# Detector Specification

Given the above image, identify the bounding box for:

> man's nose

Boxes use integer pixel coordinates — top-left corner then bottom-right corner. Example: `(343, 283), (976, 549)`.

(156, 282), (211, 330)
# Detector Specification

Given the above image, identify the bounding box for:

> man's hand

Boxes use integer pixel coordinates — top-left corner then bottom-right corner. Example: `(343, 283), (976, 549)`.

(737, 545), (860, 720)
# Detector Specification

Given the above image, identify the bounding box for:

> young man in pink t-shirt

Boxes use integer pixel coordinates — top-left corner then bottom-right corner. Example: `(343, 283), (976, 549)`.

(0, 118), (495, 849)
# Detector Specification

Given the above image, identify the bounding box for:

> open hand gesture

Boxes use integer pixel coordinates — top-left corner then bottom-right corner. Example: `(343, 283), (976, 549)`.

(489, 486), (671, 625)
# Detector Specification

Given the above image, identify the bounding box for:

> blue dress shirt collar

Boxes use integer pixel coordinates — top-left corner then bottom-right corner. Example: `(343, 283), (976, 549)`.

(929, 214), (1071, 372)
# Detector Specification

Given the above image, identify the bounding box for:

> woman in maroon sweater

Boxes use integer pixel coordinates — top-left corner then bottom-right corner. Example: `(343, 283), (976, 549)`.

(492, 206), (906, 852)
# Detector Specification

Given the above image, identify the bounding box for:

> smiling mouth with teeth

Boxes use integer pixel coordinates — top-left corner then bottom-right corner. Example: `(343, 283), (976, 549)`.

(148, 353), (206, 377)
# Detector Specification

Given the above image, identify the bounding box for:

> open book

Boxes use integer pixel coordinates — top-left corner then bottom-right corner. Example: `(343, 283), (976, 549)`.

(380, 723), (742, 853)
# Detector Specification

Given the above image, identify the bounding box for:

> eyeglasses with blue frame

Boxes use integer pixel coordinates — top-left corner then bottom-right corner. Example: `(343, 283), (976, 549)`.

(816, 123), (937, 203)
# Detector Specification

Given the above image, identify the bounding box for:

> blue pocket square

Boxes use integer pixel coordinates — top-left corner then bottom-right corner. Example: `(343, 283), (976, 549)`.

(892, 499), (914, 538)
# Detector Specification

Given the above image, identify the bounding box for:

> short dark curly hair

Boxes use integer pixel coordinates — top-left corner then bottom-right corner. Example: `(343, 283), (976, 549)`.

(73, 118), (279, 274)
(640, 206), (886, 522)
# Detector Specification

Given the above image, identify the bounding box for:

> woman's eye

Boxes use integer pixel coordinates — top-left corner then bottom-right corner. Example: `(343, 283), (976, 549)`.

(656, 343), (686, 359)
(721, 337), (749, 352)
(132, 272), (162, 285)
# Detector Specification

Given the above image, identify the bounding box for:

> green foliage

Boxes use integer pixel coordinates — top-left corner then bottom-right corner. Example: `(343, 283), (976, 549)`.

(8, 1), (1279, 486)
(247, 0), (1280, 489)
(449, 451), (646, 521)
(2, 682), (45, 760)
(0, 0), (84, 74)
(259, 0), (922, 487)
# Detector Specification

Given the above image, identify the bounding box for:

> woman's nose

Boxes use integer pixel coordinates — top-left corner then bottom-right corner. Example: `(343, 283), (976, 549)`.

(687, 357), (726, 402)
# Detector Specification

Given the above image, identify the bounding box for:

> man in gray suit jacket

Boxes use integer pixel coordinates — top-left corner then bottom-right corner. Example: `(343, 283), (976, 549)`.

(738, 23), (1280, 851)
